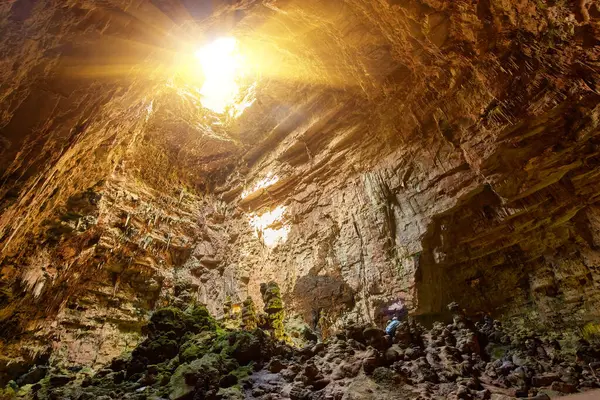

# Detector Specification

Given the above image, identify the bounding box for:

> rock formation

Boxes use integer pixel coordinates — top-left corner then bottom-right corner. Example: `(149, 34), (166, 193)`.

(260, 282), (286, 342)
(242, 297), (258, 332)
(0, 0), (599, 398)
(2, 303), (600, 399)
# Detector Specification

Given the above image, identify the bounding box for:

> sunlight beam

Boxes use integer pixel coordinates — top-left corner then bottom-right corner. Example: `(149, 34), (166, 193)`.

(195, 37), (243, 114)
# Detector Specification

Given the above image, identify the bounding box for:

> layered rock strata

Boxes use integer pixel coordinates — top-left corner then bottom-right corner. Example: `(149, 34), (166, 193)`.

(0, 0), (599, 377)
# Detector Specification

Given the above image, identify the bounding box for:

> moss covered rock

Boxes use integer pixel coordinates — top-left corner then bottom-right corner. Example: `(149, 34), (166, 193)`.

(29, 304), (281, 400)
(169, 353), (226, 400)
(144, 305), (216, 338)
(178, 331), (216, 363)
(241, 297), (257, 331)
(260, 282), (286, 341)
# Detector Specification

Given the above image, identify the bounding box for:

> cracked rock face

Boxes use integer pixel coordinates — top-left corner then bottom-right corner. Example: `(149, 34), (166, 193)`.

(1, 0), (600, 375)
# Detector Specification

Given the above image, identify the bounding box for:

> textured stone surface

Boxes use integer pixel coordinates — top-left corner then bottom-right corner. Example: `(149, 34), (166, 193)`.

(0, 0), (599, 374)
(10, 305), (600, 399)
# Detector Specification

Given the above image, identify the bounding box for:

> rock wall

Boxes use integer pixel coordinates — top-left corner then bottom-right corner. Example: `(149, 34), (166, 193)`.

(0, 0), (599, 376)
(222, 0), (600, 329)
(0, 0), (242, 377)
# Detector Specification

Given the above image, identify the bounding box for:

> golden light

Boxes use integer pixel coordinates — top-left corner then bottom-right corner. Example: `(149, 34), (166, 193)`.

(248, 206), (290, 248)
(195, 37), (244, 114)
(241, 173), (279, 199)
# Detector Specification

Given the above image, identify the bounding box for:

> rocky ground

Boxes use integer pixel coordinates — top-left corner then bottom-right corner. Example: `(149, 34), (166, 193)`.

(2, 299), (600, 400)
(2, 0), (600, 381)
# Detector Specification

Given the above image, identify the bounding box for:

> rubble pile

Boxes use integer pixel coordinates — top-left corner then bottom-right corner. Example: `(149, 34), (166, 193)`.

(4, 301), (600, 400)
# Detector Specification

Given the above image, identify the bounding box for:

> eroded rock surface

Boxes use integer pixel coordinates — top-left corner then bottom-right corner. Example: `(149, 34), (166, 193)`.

(0, 0), (599, 384)
(4, 303), (600, 399)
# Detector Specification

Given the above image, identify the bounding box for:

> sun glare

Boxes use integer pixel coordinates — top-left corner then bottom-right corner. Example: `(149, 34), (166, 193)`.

(248, 206), (290, 248)
(195, 37), (243, 114)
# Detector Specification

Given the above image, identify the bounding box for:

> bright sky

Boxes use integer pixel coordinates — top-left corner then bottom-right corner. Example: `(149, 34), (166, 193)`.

(195, 37), (243, 114)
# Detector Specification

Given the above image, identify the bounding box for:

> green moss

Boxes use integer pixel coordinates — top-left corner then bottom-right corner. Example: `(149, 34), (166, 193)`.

(178, 331), (216, 363)
(33, 305), (273, 400)
(147, 305), (216, 338)
(15, 384), (34, 398)
(168, 354), (226, 400)
(261, 283), (283, 313)
(148, 336), (178, 355)
(259, 282), (286, 341)
(487, 344), (510, 360)
(179, 343), (205, 363)
(581, 322), (600, 344)
(216, 386), (244, 400)
(0, 387), (16, 400)
(148, 308), (187, 335)
(156, 370), (172, 386)
(230, 364), (253, 386)
(241, 297), (257, 331)
(168, 363), (199, 399)
(268, 310), (285, 341)
(183, 305), (217, 333)
(266, 297), (283, 312)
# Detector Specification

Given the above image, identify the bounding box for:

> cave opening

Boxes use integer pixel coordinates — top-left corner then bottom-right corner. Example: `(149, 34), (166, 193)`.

(193, 36), (256, 117)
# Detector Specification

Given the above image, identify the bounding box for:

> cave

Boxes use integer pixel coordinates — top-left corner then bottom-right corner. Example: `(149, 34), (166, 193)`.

(1, 0), (600, 399)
